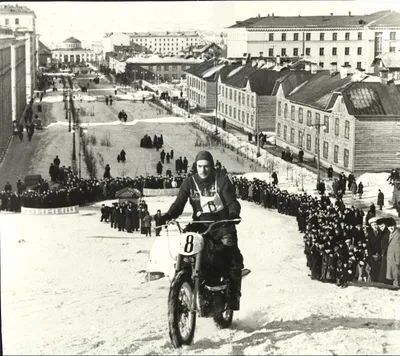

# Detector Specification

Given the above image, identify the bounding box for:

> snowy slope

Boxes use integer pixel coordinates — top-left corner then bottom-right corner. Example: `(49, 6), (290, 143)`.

(1, 196), (400, 355)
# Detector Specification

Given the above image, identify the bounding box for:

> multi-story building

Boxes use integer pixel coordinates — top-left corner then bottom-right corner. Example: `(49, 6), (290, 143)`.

(51, 37), (98, 64)
(125, 55), (203, 81)
(38, 40), (52, 67)
(275, 69), (400, 174)
(102, 32), (130, 53)
(0, 4), (38, 100)
(217, 63), (313, 133)
(371, 52), (400, 80)
(0, 27), (26, 161)
(226, 10), (400, 72)
(127, 31), (203, 55)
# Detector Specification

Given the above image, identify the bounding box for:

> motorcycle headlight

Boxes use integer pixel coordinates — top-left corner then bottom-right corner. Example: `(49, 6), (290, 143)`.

(183, 256), (195, 264)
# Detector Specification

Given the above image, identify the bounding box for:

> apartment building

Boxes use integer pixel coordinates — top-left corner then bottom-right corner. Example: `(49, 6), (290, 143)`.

(226, 10), (400, 72)
(275, 69), (400, 174)
(127, 31), (202, 55)
(102, 32), (130, 53)
(216, 63), (313, 133)
(0, 27), (26, 161)
(0, 4), (38, 100)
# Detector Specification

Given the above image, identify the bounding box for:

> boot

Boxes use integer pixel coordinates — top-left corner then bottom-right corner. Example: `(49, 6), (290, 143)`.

(228, 268), (242, 311)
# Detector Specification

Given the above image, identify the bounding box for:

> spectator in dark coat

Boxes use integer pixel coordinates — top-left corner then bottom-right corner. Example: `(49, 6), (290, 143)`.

(271, 171), (278, 186)
(358, 182), (364, 199)
(378, 219), (391, 284)
(156, 161), (163, 175)
(170, 149), (174, 160)
(366, 217), (382, 282)
(154, 209), (163, 236)
(377, 189), (384, 210)
(54, 155), (61, 167)
(4, 182), (12, 192)
(327, 165), (333, 179)
(104, 164), (111, 179)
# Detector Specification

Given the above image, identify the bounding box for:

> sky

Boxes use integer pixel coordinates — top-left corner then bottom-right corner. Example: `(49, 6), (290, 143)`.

(8, 0), (400, 45)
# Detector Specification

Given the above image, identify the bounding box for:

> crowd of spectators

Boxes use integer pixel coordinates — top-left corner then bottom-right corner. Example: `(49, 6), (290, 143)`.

(230, 175), (400, 288)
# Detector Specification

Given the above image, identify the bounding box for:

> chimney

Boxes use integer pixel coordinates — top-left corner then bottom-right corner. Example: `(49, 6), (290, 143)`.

(267, 13), (270, 17)
(330, 13), (333, 16)
(276, 55), (281, 65)
(348, 11), (351, 16)
(311, 62), (318, 74)
(351, 67), (367, 82)
(272, 13), (274, 17)
(259, 51), (263, 58)
(304, 61), (311, 72)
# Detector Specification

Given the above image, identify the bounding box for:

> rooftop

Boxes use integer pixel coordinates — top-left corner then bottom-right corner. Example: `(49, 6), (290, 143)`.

(126, 31), (200, 38)
(126, 55), (203, 65)
(228, 10), (400, 29)
(63, 37), (82, 44)
(0, 4), (36, 17)
(372, 52), (400, 69)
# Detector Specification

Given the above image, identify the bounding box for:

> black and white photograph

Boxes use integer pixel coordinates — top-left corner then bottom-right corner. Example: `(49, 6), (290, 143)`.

(1, 0), (400, 354)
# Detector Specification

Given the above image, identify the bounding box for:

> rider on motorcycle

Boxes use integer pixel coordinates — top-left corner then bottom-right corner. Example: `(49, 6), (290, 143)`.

(159, 150), (244, 310)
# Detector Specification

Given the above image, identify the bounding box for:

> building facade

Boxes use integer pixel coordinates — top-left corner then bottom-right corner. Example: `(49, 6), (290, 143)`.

(275, 70), (400, 174)
(0, 4), (38, 101)
(51, 37), (97, 64)
(102, 32), (130, 53)
(371, 52), (400, 80)
(127, 31), (202, 55)
(226, 11), (400, 72)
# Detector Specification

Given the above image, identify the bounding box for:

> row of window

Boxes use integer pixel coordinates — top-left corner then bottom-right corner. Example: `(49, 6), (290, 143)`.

(188, 76), (206, 91)
(53, 53), (94, 58)
(219, 102), (255, 127)
(138, 38), (197, 42)
(4, 18), (19, 25)
(265, 31), (397, 42)
(266, 46), (366, 57)
(278, 102), (351, 138)
(219, 85), (255, 107)
(277, 124), (350, 167)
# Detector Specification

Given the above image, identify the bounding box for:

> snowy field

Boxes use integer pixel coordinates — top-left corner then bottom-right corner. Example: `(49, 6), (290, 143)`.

(1, 196), (400, 355)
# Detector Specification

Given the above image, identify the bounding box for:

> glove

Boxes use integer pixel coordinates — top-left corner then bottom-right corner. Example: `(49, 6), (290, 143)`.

(157, 213), (171, 227)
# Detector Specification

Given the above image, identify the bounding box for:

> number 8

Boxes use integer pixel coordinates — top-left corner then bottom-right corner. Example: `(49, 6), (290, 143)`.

(184, 235), (194, 253)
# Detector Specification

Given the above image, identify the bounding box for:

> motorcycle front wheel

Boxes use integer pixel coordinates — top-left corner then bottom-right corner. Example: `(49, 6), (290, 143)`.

(213, 308), (234, 328)
(168, 271), (197, 348)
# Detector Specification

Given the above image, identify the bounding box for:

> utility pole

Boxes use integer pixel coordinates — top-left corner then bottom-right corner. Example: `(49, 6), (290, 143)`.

(215, 78), (218, 135)
(187, 79), (190, 118)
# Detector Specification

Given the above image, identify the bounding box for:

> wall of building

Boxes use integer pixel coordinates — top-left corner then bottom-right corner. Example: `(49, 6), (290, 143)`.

(13, 41), (27, 123)
(354, 119), (400, 173)
(139, 63), (194, 81)
(257, 95), (276, 131)
(206, 81), (217, 110)
(0, 42), (12, 161)
(52, 51), (97, 63)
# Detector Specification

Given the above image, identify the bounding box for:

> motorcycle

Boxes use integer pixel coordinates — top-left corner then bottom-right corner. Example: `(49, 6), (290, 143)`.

(166, 219), (250, 348)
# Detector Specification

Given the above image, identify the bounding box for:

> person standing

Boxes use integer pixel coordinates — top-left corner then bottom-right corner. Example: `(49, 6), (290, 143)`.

(105, 96), (109, 105)
(154, 210), (163, 236)
(358, 182), (364, 199)
(271, 171), (278, 186)
(327, 165), (333, 179)
(143, 210), (152, 236)
(377, 189), (384, 210)
(298, 149), (304, 163)
(350, 180), (357, 199)
(109, 96), (113, 106)
(386, 219), (400, 287)
(378, 219), (391, 284)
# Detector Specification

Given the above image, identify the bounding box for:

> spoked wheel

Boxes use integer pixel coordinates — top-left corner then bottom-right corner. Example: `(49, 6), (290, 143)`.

(213, 307), (234, 328)
(168, 271), (197, 348)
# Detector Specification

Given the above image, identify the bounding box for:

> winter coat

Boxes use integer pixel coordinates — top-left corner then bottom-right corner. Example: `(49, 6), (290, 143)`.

(377, 192), (384, 206)
(379, 229), (390, 283)
(143, 214), (152, 228)
(386, 228), (400, 281)
(350, 182), (357, 194)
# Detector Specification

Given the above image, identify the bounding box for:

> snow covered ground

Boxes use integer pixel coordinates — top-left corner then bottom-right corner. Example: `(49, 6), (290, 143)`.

(1, 195), (400, 355)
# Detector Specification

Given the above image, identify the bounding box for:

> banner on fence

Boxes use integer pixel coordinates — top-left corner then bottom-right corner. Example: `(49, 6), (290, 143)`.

(21, 205), (79, 215)
(143, 188), (180, 197)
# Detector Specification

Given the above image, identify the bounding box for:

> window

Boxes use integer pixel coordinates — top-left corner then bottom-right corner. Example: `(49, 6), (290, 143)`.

(344, 149), (349, 168)
(281, 48), (286, 56)
(320, 33), (325, 41)
(269, 48), (274, 57)
(332, 47), (337, 56)
(357, 62), (362, 69)
(282, 33), (286, 41)
(390, 32), (396, 40)
(269, 33), (274, 41)
(277, 123), (281, 137)
(5, 18), (9, 25)
(334, 145), (339, 163)
(234, 90), (237, 102)
(344, 62), (350, 66)
(306, 134), (311, 151)
(298, 130), (304, 147)
(15, 18), (19, 25)
(229, 106), (232, 117)
(246, 95), (249, 107)
(345, 32), (350, 40)
(375, 32), (383, 57)
(306, 33), (311, 41)
(333, 33), (337, 41)
(251, 96), (254, 107)
(390, 47), (396, 53)
(298, 108), (303, 123)
(305, 48), (311, 56)
(246, 113), (249, 125)
(251, 115), (254, 127)
(156, 65), (161, 71)
(291, 105), (295, 120)
(324, 115), (329, 133)
(345, 47), (350, 55)
(323, 142), (329, 159)
(335, 118), (339, 136)
(307, 110), (312, 125)
(284, 103), (288, 118)
(229, 89), (232, 100)
(357, 47), (362, 55)
(164, 65), (169, 70)
(242, 111), (245, 122)
(278, 101), (282, 116)
(345, 120), (350, 139)
(315, 137), (319, 154)
(294, 33), (299, 41)
(290, 128), (295, 143)
(319, 62), (324, 68)
(283, 125), (287, 141)
(293, 48), (298, 56)
(319, 48), (324, 56)
(358, 32), (362, 40)
(225, 104), (227, 114)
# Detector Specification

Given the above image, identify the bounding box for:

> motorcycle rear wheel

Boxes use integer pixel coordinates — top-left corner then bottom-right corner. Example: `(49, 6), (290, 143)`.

(213, 308), (234, 328)
(168, 271), (197, 348)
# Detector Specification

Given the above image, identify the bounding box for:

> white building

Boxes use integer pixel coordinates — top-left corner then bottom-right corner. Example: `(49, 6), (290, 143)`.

(226, 10), (400, 72)
(102, 32), (130, 53)
(51, 37), (97, 64)
(0, 4), (38, 100)
(127, 31), (203, 55)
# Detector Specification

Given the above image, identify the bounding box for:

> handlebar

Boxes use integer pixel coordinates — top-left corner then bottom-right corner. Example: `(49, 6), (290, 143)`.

(161, 218), (241, 235)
